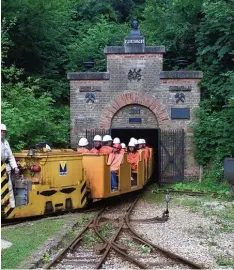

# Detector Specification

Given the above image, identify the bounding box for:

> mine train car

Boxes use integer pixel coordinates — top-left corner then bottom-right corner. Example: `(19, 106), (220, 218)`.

(1, 148), (153, 220)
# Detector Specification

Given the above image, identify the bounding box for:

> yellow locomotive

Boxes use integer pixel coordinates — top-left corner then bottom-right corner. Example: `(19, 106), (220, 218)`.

(1, 146), (153, 220)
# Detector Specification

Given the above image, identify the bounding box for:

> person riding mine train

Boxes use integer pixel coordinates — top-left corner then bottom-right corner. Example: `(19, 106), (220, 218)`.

(77, 134), (150, 190)
(77, 138), (90, 153)
(1, 130), (153, 220)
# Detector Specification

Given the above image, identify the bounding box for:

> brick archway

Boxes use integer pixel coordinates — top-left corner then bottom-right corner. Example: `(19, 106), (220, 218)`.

(99, 92), (169, 128)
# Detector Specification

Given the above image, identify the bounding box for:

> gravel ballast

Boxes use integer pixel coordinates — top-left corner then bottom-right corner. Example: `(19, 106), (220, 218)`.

(131, 194), (234, 269)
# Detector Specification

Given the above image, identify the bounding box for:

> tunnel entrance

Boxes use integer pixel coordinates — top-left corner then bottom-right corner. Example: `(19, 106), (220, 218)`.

(85, 128), (185, 184)
(111, 128), (160, 182)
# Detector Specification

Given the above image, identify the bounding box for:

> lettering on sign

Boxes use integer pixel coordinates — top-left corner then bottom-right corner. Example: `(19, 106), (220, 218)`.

(125, 39), (145, 44)
(79, 86), (101, 92)
(169, 86), (192, 91)
(129, 107), (141, 114)
(129, 118), (142, 124)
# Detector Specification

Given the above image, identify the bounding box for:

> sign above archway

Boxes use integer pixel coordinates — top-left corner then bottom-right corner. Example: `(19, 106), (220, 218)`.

(111, 104), (158, 128)
(99, 92), (169, 129)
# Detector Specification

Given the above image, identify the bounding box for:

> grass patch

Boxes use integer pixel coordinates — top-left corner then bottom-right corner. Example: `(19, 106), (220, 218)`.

(216, 255), (234, 267)
(140, 245), (151, 254)
(122, 239), (151, 254)
(83, 230), (102, 247)
(75, 214), (92, 227)
(142, 188), (166, 204)
(203, 204), (234, 221)
(171, 195), (203, 212)
(124, 239), (135, 248)
(99, 222), (113, 239)
(1, 219), (64, 269)
(168, 177), (230, 197)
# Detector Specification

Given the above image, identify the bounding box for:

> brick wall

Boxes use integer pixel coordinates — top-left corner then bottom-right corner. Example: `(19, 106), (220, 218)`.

(69, 46), (202, 179)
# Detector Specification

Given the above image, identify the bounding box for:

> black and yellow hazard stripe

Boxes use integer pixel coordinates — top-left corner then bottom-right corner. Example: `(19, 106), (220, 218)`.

(1, 162), (9, 205)
(80, 180), (87, 207)
(1, 162), (14, 219)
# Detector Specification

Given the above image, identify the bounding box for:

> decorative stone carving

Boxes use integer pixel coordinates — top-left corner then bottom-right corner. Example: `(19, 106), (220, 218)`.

(85, 93), (95, 103)
(175, 93), (185, 103)
(128, 68), (141, 82)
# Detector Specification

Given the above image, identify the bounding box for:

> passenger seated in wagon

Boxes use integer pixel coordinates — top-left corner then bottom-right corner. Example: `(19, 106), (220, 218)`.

(127, 140), (140, 185)
(107, 143), (124, 192)
(90, 135), (102, 153)
(138, 138), (150, 160)
(99, 135), (113, 154)
(77, 138), (90, 153)
(121, 143), (127, 153)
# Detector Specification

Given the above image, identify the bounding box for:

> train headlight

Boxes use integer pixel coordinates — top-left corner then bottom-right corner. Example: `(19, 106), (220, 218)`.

(30, 165), (41, 172)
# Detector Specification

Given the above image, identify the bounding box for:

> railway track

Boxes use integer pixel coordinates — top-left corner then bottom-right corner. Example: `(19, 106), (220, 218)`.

(45, 196), (202, 269)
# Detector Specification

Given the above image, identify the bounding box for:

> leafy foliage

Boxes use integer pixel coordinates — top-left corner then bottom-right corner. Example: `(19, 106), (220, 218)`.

(66, 17), (129, 72)
(2, 0), (234, 180)
(193, 0), (234, 166)
(2, 20), (70, 151)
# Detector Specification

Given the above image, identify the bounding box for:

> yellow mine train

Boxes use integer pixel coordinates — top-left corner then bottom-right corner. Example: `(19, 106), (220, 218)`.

(1, 148), (153, 220)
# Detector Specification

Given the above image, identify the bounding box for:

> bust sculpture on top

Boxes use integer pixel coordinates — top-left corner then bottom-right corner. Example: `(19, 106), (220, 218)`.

(124, 18), (145, 53)
(130, 19), (141, 36)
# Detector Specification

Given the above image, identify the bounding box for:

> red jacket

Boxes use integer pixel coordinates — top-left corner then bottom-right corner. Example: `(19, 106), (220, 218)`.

(99, 146), (113, 155)
(138, 148), (149, 160)
(107, 152), (124, 172)
(77, 147), (90, 153)
(90, 147), (101, 154)
(127, 152), (140, 170)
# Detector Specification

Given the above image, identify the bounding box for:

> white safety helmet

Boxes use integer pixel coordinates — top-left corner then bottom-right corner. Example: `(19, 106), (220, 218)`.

(1, 124), (7, 131)
(79, 137), (89, 146)
(113, 137), (120, 144)
(93, 135), (102, 141)
(121, 143), (126, 149)
(46, 144), (51, 150)
(130, 138), (138, 145)
(128, 141), (136, 147)
(141, 139), (146, 144)
(103, 135), (112, 142)
(137, 139), (145, 144)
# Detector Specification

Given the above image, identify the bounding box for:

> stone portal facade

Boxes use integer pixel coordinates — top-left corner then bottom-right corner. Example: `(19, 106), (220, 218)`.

(68, 23), (203, 179)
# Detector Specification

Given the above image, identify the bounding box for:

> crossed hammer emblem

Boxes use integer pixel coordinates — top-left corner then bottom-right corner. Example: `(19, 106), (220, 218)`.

(85, 93), (95, 103)
(175, 93), (185, 103)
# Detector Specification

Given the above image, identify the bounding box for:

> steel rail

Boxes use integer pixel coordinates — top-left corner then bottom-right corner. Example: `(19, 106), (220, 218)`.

(155, 189), (214, 196)
(125, 204), (203, 269)
(45, 208), (104, 269)
(93, 197), (147, 269)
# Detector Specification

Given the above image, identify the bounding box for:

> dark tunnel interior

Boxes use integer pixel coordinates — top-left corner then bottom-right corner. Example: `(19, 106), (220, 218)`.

(111, 128), (160, 182)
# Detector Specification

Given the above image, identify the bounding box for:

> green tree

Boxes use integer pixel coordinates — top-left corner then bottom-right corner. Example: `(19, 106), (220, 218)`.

(2, 19), (70, 150)
(142, 0), (203, 68)
(193, 0), (234, 167)
(66, 16), (129, 72)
